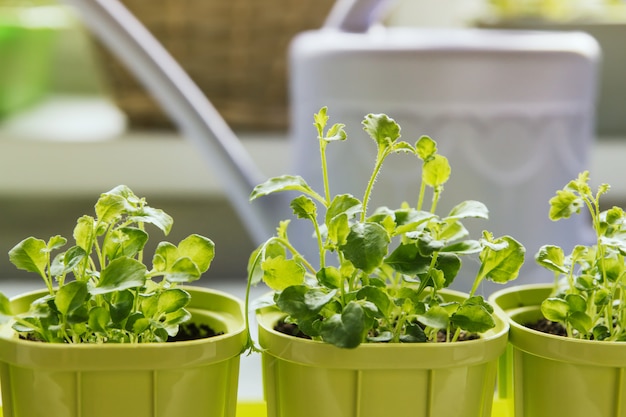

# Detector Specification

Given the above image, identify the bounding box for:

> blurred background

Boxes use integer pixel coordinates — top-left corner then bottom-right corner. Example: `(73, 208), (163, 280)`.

(0, 0), (625, 292)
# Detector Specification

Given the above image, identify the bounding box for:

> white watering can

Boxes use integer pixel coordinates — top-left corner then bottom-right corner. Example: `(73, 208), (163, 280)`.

(60, 0), (598, 293)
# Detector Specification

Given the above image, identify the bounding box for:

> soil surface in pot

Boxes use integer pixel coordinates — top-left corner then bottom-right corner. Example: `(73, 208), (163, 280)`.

(19, 322), (223, 343)
(526, 319), (567, 337)
(274, 320), (479, 343)
(168, 322), (224, 342)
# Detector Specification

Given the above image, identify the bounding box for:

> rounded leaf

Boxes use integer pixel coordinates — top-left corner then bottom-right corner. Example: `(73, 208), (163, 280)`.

(178, 234), (215, 273)
(55, 281), (89, 316)
(92, 257), (147, 295)
(261, 256), (305, 291)
(340, 222), (390, 273)
(158, 288), (191, 314)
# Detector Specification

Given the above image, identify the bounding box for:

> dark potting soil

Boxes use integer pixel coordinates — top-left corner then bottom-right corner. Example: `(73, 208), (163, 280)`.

(168, 322), (224, 342)
(274, 320), (479, 343)
(526, 318), (567, 337)
(274, 320), (312, 340)
(18, 322), (223, 343)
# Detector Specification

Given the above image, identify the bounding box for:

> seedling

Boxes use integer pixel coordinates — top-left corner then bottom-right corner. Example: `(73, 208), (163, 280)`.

(245, 108), (525, 349)
(537, 171), (626, 341)
(1, 185), (215, 343)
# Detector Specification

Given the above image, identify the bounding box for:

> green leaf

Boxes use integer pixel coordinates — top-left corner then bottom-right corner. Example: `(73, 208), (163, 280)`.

(320, 301), (366, 348)
(107, 290), (134, 324)
(0, 293), (12, 321)
(250, 175), (324, 204)
(291, 196), (317, 220)
(152, 235), (215, 279)
(399, 322), (427, 343)
(549, 189), (584, 221)
(326, 194), (362, 224)
(88, 306), (110, 333)
(541, 298), (569, 323)
(535, 245), (568, 274)
(152, 242), (177, 273)
(131, 206), (173, 235)
(441, 240), (481, 255)
(422, 154), (451, 188)
(261, 256), (305, 291)
(177, 234), (215, 273)
(304, 288), (337, 311)
(55, 281), (89, 316)
(419, 305), (452, 330)
(340, 222), (390, 273)
(569, 311), (592, 335)
(275, 285), (332, 317)
(8, 237), (48, 277)
(324, 123), (347, 142)
(313, 107), (329, 136)
(451, 303), (495, 333)
(433, 253), (462, 288)
(316, 266), (343, 289)
(385, 243), (430, 276)
(95, 192), (127, 223)
(415, 136), (437, 160)
(158, 289), (191, 314)
(92, 257), (147, 295)
(356, 286), (391, 317)
(103, 227), (149, 260)
(51, 246), (86, 277)
(565, 293), (587, 313)
(327, 213), (350, 246)
(362, 113), (401, 149)
(248, 241), (286, 286)
(132, 317), (151, 335)
(447, 200), (489, 220)
(73, 215), (96, 251)
(165, 257), (201, 283)
(478, 234), (525, 284)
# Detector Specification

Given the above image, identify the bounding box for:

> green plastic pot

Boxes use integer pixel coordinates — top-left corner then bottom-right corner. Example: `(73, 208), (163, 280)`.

(257, 289), (509, 417)
(490, 284), (626, 417)
(0, 286), (247, 417)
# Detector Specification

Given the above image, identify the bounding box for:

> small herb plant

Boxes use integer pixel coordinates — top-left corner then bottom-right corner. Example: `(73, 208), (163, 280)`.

(245, 108), (525, 349)
(537, 171), (626, 341)
(2, 185), (215, 343)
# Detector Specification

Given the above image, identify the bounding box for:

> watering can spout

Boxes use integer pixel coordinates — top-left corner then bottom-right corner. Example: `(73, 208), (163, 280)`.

(324, 0), (397, 32)
(59, 0), (288, 246)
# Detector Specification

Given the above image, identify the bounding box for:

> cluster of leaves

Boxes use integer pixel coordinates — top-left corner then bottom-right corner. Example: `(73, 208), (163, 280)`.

(4, 185), (215, 343)
(246, 107), (525, 349)
(537, 171), (626, 341)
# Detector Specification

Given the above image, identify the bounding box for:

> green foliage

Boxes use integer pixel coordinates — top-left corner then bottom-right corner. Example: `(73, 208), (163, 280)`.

(537, 171), (626, 341)
(6, 185), (215, 343)
(246, 108), (526, 349)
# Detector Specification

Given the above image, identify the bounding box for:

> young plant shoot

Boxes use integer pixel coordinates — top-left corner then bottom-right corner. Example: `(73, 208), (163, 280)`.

(2, 185), (215, 343)
(246, 108), (525, 349)
(537, 171), (626, 341)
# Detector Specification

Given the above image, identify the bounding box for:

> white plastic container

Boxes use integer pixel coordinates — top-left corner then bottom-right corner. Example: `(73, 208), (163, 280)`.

(289, 27), (600, 293)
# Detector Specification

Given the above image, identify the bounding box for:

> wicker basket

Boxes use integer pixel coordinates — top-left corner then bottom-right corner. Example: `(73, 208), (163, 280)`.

(96, 0), (336, 131)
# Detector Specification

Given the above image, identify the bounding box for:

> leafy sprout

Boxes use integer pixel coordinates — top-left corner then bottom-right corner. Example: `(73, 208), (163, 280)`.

(5, 185), (215, 343)
(245, 108), (525, 350)
(536, 171), (626, 341)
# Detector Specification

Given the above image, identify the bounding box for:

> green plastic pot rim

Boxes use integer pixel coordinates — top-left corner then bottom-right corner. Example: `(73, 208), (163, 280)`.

(492, 285), (626, 367)
(256, 288), (509, 370)
(0, 286), (247, 371)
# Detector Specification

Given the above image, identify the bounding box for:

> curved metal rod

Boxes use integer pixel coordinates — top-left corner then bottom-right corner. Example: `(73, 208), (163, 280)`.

(60, 0), (285, 245)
